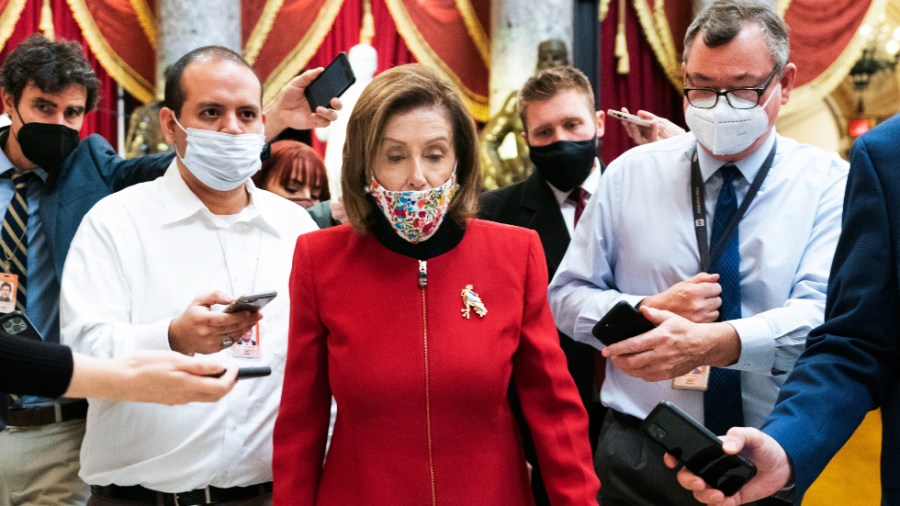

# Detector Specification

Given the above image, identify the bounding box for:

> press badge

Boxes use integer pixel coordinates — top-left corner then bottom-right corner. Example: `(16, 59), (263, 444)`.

(672, 365), (710, 391)
(232, 322), (261, 358)
(0, 272), (18, 314)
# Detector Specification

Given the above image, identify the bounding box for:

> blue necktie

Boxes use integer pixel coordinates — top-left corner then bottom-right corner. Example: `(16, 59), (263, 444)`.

(704, 164), (745, 435)
(0, 170), (32, 311)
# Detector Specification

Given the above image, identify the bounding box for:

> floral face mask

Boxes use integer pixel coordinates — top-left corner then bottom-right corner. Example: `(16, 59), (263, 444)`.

(368, 171), (457, 243)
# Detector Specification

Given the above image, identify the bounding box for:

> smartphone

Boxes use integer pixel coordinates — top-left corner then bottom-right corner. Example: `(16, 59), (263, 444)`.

(591, 301), (656, 346)
(207, 366), (272, 380)
(641, 401), (757, 496)
(305, 52), (356, 111)
(0, 310), (42, 341)
(223, 291), (278, 314)
(607, 109), (654, 128)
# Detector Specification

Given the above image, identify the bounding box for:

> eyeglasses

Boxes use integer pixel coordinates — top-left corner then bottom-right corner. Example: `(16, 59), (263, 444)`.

(683, 67), (780, 109)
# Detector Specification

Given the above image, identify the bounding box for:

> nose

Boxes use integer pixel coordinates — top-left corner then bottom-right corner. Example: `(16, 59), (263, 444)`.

(406, 159), (428, 190)
(220, 113), (242, 134)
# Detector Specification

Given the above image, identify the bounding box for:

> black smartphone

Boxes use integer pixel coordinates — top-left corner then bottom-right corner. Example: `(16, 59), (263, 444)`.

(641, 401), (757, 496)
(207, 366), (272, 380)
(304, 52), (356, 111)
(223, 291), (277, 314)
(591, 300), (656, 346)
(0, 310), (42, 341)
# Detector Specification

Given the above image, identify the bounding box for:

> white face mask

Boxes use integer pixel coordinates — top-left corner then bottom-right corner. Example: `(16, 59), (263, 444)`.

(174, 118), (265, 191)
(684, 83), (778, 156)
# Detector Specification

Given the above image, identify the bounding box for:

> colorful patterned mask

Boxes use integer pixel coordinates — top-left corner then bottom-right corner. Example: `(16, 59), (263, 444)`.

(368, 172), (457, 243)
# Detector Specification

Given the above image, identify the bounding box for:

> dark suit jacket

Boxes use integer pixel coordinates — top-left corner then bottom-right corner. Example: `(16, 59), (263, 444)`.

(479, 171), (596, 404)
(763, 114), (900, 504)
(37, 133), (172, 281)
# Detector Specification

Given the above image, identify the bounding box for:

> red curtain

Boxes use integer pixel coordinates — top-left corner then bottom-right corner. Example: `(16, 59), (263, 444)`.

(0, 0), (117, 143)
(599, 0), (684, 165)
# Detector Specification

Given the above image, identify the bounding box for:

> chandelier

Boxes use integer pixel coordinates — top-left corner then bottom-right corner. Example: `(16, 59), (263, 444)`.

(849, 23), (900, 92)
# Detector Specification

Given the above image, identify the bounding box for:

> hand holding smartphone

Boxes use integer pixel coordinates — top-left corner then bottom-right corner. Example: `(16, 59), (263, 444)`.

(607, 108), (654, 128)
(641, 401), (757, 496)
(591, 301), (656, 346)
(223, 291), (277, 314)
(305, 52), (356, 111)
(0, 310), (43, 341)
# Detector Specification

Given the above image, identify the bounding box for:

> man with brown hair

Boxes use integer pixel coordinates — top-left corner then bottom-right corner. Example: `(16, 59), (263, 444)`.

(479, 64), (605, 505)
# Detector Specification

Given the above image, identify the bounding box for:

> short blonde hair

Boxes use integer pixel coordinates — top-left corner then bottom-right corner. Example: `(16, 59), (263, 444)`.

(341, 64), (481, 233)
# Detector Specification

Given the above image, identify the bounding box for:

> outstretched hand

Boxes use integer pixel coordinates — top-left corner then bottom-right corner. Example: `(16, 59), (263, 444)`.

(264, 67), (343, 141)
(663, 427), (793, 505)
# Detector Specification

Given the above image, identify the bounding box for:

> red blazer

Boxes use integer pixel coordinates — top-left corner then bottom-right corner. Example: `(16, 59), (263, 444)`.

(274, 219), (599, 505)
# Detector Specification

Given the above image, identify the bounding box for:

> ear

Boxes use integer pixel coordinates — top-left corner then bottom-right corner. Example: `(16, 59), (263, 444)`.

(778, 63), (798, 104)
(595, 110), (606, 139)
(158, 106), (178, 145)
(1, 89), (15, 117)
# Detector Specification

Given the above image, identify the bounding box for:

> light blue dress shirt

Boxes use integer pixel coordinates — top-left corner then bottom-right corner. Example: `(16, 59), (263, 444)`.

(0, 148), (59, 407)
(548, 130), (848, 427)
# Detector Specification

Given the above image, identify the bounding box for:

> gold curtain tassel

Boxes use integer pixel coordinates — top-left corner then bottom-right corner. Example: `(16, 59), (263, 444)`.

(40, 0), (55, 40)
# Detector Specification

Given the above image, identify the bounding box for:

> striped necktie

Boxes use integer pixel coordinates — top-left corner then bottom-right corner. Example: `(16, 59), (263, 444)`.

(0, 170), (33, 310)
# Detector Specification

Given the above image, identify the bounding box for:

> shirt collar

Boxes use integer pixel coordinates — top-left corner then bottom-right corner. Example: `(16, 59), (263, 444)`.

(159, 160), (281, 238)
(697, 128), (777, 183)
(0, 133), (49, 183)
(547, 157), (601, 206)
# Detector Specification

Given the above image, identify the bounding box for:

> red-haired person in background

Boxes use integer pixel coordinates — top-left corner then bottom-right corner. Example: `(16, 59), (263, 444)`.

(254, 140), (330, 209)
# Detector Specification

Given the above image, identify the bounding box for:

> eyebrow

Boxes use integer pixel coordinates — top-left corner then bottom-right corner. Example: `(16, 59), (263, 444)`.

(686, 71), (764, 86)
(31, 97), (57, 108)
(382, 135), (451, 146)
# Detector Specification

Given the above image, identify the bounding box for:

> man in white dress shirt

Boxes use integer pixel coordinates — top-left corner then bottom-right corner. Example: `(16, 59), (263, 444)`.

(547, 1), (848, 504)
(60, 46), (332, 505)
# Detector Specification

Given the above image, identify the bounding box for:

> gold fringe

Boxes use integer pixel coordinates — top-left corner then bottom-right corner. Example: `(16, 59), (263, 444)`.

(599, 0), (612, 22)
(128, 0), (157, 49)
(244, 0), (284, 65)
(615, 0), (629, 74)
(776, 0), (792, 17)
(0, 0), (27, 52)
(360, 0), (374, 45)
(385, 0), (488, 121)
(454, 0), (490, 67)
(65, 0), (154, 103)
(782, 0), (889, 116)
(262, 0), (345, 106)
(631, 0), (681, 87)
(40, 0), (55, 40)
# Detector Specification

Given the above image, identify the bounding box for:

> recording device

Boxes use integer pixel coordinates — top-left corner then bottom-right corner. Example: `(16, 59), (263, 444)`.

(305, 52), (356, 111)
(0, 310), (42, 341)
(207, 366), (272, 380)
(591, 301), (656, 346)
(223, 291), (278, 314)
(607, 108), (654, 128)
(641, 401), (757, 496)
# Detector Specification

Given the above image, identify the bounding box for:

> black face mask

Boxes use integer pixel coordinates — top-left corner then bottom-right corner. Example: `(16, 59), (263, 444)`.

(529, 138), (597, 192)
(16, 122), (80, 178)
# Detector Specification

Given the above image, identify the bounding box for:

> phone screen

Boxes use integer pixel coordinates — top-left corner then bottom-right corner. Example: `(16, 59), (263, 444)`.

(305, 52), (356, 111)
(641, 402), (756, 496)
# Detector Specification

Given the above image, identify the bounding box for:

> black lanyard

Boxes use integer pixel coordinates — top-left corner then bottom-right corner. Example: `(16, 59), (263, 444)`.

(691, 141), (777, 272)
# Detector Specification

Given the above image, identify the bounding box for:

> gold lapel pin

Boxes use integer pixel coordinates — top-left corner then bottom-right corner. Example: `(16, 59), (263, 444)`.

(460, 284), (487, 319)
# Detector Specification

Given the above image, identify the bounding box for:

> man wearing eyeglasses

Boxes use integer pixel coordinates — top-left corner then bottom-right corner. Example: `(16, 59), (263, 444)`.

(547, 1), (848, 504)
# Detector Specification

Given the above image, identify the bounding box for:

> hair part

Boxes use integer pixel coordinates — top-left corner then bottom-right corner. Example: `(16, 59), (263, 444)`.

(253, 140), (330, 202)
(164, 45), (260, 117)
(341, 64), (481, 233)
(683, 0), (789, 74)
(0, 34), (100, 111)
(517, 65), (595, 129)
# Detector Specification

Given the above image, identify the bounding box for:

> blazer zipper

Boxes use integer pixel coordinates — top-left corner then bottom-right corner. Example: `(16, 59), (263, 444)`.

(418, 259), (437, 506)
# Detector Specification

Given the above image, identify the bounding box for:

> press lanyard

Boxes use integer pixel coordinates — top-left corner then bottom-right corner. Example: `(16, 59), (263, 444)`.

(691, 141), (777, 272)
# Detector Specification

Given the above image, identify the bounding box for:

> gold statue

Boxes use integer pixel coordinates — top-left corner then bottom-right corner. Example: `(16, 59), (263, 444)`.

(480, 40), (569, 189)
(124, 100), (172, 159)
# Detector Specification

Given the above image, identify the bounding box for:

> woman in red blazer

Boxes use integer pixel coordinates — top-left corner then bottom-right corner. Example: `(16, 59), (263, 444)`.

(273, 64), (599, 505)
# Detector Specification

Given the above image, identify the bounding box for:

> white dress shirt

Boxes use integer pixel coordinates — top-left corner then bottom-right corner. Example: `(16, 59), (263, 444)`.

(548, 130), (848, 427)
(547, 159), (601, 236)
(60, 163), (318, 491)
